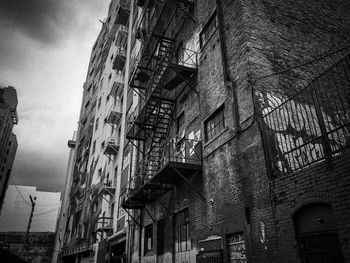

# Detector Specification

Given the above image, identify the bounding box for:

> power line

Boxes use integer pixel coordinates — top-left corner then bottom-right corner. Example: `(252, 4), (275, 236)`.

(12, 183), (31, 206)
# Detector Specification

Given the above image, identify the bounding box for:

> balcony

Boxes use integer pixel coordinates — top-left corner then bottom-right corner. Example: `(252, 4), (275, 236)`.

(113, 49), (127, 71)
(122, 138), (202, 209)
(104, 137), (120, 156)
(105, 109), (122, 126)
(110, 78), (124, 99)
(115, 0), (131, 26)
(98, 179), (116, 196)
(116, 25), (128, 48)
(95, 217), (113, 234)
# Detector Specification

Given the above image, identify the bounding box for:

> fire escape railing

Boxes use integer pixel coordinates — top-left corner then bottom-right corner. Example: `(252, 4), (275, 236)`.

(121, 138), (202, 199)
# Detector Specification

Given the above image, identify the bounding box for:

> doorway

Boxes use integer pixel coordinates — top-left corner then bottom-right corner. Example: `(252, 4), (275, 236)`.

(294, 203), (344, 263)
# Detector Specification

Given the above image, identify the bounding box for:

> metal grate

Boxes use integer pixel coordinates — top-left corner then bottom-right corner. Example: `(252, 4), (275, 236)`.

(254, 45), (350, 176)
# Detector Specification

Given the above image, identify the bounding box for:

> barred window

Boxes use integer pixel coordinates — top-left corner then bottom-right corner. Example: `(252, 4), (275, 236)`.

(205, 106), (225, 141)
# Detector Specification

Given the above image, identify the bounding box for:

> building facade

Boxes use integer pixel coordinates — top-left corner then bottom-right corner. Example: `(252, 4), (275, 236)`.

(121, 1), (350, 263)
(52, 132), (78, 263)
(58, 1), (134, 262)
(0, 231), (55, 263)
(0, 86), (18, 214)
(59, 0), (350, 263)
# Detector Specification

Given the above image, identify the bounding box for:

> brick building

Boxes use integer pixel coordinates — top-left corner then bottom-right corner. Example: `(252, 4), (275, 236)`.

(120, 1), (350, 263)
(59, 0), (350, 263)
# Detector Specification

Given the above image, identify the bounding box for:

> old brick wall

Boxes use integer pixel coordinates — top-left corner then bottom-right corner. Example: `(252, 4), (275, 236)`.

(232, 0), (350, 262)
(272, 152), (350, 262)
(129, 0), (350, 262)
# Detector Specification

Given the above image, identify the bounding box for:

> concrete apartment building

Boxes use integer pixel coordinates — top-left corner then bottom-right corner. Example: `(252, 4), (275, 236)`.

(0, 86), (18, 214)
(58, 1), (134, 262)
(59, 0), (350, 263)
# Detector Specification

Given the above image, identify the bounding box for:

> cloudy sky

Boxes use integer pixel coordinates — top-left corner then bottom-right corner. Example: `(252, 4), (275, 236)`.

(0, 0), (110, 192)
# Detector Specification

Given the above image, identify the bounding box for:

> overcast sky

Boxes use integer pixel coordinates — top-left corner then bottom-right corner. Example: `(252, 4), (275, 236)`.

(0, 0), (110, 192)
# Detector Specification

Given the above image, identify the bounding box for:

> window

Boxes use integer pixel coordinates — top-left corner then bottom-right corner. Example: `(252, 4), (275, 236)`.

(205, 105), (225, 141)
(95, 118), (99, 131)
(200, 12), (218, 48)
(176, 112), (185, 135)
(227, 232), (247, 263)
(175, 208), (190, 252)
(144, 224), (153, 254)
(92, 140), (96, 154)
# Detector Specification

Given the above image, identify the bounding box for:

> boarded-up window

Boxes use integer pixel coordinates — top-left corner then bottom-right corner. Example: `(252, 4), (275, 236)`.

(227, 232), (247, 263)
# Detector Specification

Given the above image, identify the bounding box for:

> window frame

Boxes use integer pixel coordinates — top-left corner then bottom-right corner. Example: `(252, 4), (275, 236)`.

(174, 208), (190, 252)
(144, 224), (153, 255)
(176, 112), (185, 135)
(204, 105), (225, 142)
(199, 11), (218, 49)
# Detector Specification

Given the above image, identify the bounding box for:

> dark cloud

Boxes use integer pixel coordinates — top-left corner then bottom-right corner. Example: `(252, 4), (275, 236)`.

(0, 0), (73, 44)
(1, 0), (110, 192)
(10, 150), (67, 192)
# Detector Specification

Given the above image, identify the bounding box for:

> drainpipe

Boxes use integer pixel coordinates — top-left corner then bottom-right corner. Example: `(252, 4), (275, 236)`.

(215, 0), (241, 132)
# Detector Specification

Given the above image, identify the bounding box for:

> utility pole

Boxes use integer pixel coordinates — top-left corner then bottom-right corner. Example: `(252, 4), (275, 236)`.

(24, 195), (36, 251)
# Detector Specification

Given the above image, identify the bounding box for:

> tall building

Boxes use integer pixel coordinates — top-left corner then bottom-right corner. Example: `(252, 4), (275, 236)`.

(58, 1), (133, 262)
(0, 86), (18, 214)
(120, 1), (350, 263)
(51, 132), (78, 263)
(59, 0), (350, 263)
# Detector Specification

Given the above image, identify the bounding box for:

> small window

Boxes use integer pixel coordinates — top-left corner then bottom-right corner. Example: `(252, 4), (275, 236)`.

(144, 224), (153, 254)
(205, 105), (225, 141)
(95, 118), (99, 131)
(176, 112), (185, 135)
(200, 12), (218, 48)
(89, 67), (94, 76)
(92, 140), (96, 154)
(87, 83), (92, 93)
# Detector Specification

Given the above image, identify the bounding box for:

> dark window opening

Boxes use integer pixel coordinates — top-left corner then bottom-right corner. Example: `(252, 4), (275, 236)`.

(144, 224), (153, 255)
(294, 203), (344, 263)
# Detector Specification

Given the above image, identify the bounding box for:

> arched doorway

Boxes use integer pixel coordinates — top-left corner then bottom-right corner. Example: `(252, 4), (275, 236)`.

(293, 203), (344, 263)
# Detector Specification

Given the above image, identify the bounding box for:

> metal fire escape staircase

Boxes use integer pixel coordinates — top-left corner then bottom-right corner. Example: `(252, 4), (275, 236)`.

(121, 0), (201, 213)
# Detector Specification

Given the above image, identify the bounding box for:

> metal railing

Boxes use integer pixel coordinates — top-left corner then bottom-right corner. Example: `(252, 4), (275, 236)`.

(100, 178), (116, 188)
(96, 216), (113, 230)
(176, 47), (198, 69)
(123, 138), (202, 194)
(254, 45), (350, 176)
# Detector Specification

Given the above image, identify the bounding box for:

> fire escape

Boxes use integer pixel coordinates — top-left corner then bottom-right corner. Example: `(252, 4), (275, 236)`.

(121, 0), (202, 212)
